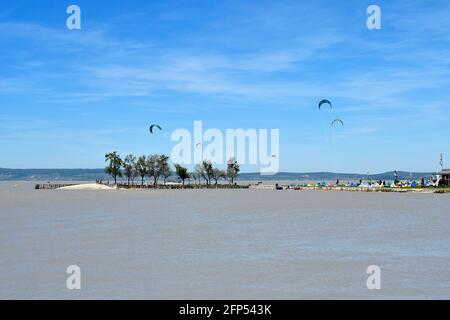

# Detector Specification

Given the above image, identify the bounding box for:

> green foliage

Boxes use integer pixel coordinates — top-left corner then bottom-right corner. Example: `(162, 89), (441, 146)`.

(146, 154), (159, 185)
(202, 160), (214, 185)
(135, 155), (147, 185)
(103, 152), (240, 188)
(123, 154), (137, 186)
(227, 157), (240, 184)
(175, 164), (190, 185)
(105, 151), (123, 184)
(212, 168), (227, 185)
(159, 154), (172, 184)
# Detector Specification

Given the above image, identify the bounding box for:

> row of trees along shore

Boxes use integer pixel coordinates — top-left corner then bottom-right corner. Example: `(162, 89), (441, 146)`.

(104, 152), (240, 187)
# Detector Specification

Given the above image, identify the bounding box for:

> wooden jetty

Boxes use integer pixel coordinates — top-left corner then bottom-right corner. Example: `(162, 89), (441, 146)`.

(35, 183), (78, 190)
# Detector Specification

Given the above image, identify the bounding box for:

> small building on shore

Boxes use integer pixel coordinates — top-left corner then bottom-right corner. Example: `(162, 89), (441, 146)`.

(439, 169), (450, 186)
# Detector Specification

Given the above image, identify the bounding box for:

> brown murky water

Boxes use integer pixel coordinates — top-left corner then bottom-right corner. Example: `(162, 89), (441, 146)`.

(1, 182), (449, 299)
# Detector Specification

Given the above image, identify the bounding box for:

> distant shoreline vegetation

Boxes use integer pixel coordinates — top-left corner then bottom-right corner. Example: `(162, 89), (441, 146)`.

(103, 152), (241, 187)
(0, 168), (437, 182)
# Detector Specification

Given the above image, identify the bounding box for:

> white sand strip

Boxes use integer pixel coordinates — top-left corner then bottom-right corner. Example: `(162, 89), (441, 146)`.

(58, 183), (115, 190)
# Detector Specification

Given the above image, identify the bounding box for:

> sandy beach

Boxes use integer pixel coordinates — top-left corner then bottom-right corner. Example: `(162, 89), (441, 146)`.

(58, 183), (115, 191)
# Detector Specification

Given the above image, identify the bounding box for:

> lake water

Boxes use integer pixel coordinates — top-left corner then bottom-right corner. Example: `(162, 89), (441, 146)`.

(1, 182), (449, 299)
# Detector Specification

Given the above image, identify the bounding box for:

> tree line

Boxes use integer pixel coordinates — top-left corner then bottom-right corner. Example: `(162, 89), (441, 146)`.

(104, 152), (240, 187)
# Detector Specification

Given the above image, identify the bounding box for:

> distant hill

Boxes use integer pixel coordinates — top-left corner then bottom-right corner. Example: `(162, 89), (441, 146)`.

(240, 171), (433, 181)
(0, 168), (435, 182)
(0, 168), (107, 181)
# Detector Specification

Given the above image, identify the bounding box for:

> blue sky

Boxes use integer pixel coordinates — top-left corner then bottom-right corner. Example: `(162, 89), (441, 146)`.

(0, 0), (449, 173)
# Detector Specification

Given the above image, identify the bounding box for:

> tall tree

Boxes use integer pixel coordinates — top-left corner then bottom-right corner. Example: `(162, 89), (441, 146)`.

(175, 164), (190, 186)
(159, 155), (172, 185)
(202, 160), (214, 186)
(146, 154), (159, 186)
(135, 155), (147, 186)
(212, 168), (227, 185)
(227, 157), (240, 184)
(123, 154), (137, 187)
(193, 164), (204, 185)
(105, 152), (123, 185)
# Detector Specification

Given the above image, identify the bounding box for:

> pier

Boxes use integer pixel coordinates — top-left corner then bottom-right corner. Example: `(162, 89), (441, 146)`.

(35, 183), (78, 190)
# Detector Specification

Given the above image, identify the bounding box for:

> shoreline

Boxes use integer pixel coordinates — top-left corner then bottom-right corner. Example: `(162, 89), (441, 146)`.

(283, 185), (450, 194)
(29, 182), (450, 194)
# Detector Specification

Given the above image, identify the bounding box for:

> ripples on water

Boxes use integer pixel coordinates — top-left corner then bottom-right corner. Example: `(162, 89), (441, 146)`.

(1, 182), (449, 299)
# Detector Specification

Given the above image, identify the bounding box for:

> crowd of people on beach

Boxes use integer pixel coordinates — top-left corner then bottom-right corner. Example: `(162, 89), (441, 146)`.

(342, 177), (446, 188)
(288, 176), (447, 189)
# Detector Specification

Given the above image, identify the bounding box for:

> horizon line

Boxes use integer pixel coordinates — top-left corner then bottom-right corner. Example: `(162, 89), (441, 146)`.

(0, 168), (438, 175)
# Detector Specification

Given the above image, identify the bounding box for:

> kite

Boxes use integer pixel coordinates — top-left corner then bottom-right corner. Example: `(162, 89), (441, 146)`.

(318, 99), (332, 109)
(331, 119), (344, 127)
(149, 124), (162, 134)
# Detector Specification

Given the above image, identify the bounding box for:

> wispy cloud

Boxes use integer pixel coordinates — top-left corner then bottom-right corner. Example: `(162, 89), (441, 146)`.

(0, 0), (449, 170)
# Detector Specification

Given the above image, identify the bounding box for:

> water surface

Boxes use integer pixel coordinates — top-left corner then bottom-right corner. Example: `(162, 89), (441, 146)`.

(1, 182), (449, 299)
